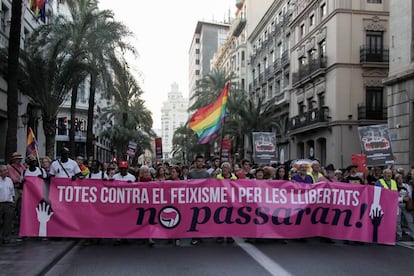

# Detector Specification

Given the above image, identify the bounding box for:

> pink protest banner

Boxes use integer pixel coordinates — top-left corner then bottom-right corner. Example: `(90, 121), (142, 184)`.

(20, 177), (398, 244)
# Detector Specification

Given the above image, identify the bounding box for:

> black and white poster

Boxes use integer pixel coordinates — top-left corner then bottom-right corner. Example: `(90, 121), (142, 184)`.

(252, 132), (277, 165)
(357, 124), (394, 166)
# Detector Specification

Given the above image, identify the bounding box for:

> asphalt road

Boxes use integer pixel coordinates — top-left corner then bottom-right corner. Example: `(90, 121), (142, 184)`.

(45, 238), (414, 276)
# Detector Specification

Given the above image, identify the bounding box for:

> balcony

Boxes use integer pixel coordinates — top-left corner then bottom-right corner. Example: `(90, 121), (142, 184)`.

(281, 50), (290, 65)
(290, 107), (330, 130)
(231, 16), (246, 37)
(360, 46), (389, 63)
(273, 58), (281, 73)
(357, 105), (387, 120)
(265, 66), (274, 81)
(292, 57), (327, 87)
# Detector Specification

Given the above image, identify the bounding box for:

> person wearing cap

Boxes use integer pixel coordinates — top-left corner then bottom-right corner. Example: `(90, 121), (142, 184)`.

(334, 169), (343, 182)
(342, 165), (364, 184)
(7, 152), (25, 189)
(49, 147), (82, 180)
(112, 161), (136, 182)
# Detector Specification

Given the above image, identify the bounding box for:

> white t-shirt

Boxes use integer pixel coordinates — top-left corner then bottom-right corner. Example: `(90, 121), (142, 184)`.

(24, 167), (47, 178)
(50, 159), (81, 178)
(89, 171), (108, 180)
(112, 172), (136, 182)
(0, 176), (15, 202)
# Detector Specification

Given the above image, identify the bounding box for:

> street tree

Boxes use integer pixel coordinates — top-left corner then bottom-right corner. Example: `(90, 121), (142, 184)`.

(100, 57), (154, 161)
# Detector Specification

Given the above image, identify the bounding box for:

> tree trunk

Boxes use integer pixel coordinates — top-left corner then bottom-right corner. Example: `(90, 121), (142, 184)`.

(43, 115), (57, 159)
(86, 73), (96, 158)
(4, 0), (22, 160)
(69, 84), (78, 157)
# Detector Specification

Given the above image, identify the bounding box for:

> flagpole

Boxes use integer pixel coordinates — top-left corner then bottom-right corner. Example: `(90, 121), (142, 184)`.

(218, 83), (229, 162)
(34, 142), (41, 167)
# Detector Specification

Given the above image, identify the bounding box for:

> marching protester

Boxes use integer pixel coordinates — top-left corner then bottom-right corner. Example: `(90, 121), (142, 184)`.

(0, 165), (15, 244)
(23, 155), (47, 179)
(235, 159), (254, 179)
(207, 156), (221, 178)
(307, 160), (324, 183)
(395, 173), (414, 241)
(6, 152), (25, 228)
(187, 154), (210, 246)
(216, 161), (236, 244)
(292, 163), (313, 184)
(112, 161), (136, 182)
(76, 156), (90, 177)
(49, 147), (82, 180)
(168, 165), (182, 246)
(342, 165), (365, 184)
(88, 160), (108, 180)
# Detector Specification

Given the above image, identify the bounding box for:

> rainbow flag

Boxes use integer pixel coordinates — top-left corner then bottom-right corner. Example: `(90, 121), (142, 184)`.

(26, 127), (38, 158)
(189, 83), (229, 144)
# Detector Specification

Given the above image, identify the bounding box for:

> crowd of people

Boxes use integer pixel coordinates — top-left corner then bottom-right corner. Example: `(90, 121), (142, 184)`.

(1, 148), (414, 246)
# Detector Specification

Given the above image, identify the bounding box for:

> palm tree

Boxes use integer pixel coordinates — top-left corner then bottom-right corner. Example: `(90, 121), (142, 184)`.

(226, 91), (284, 160)
(171, 124), (203, 165)
(100, 58), (154, 161)
(16, 39), (75, 158)
(4, 0), (23, 160)
(84, 16), (136, 158)
(188, 68), (233, 112)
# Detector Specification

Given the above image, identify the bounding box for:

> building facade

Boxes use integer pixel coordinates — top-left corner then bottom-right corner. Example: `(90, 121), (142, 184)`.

(289, 0), (390, 168)
(188, 21), (230, 105)
(384, 0), (414, 170)
(161, 83), (188, 160)
(248, 0), (292, 164)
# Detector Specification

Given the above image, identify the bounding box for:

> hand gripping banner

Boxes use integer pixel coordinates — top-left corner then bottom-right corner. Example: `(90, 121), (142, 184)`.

(20, 177), (398, 245)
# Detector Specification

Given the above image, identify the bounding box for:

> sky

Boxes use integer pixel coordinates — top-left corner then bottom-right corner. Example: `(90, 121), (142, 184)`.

(98, 0), (236, 129)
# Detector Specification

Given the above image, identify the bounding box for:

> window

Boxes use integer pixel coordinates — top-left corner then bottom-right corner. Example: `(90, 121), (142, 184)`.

(309, 14), (315, 27)
(320, 3), (327, 18)
(319, 40), (326, 58)
(268, 86), (273, 98)
(366, 87), (383, 111)
(367, 0), (381, 3)
(307, 98), (314, 110)
(318, 94), (325, 107)
(300, 24), (305, 38)
(298, 102), (305, 115)
(366, 31), (384, 61)
(366, 31), (383, 50)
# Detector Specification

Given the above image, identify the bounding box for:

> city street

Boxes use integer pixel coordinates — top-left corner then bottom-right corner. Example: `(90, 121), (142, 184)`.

(41, 238), (414, 276)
